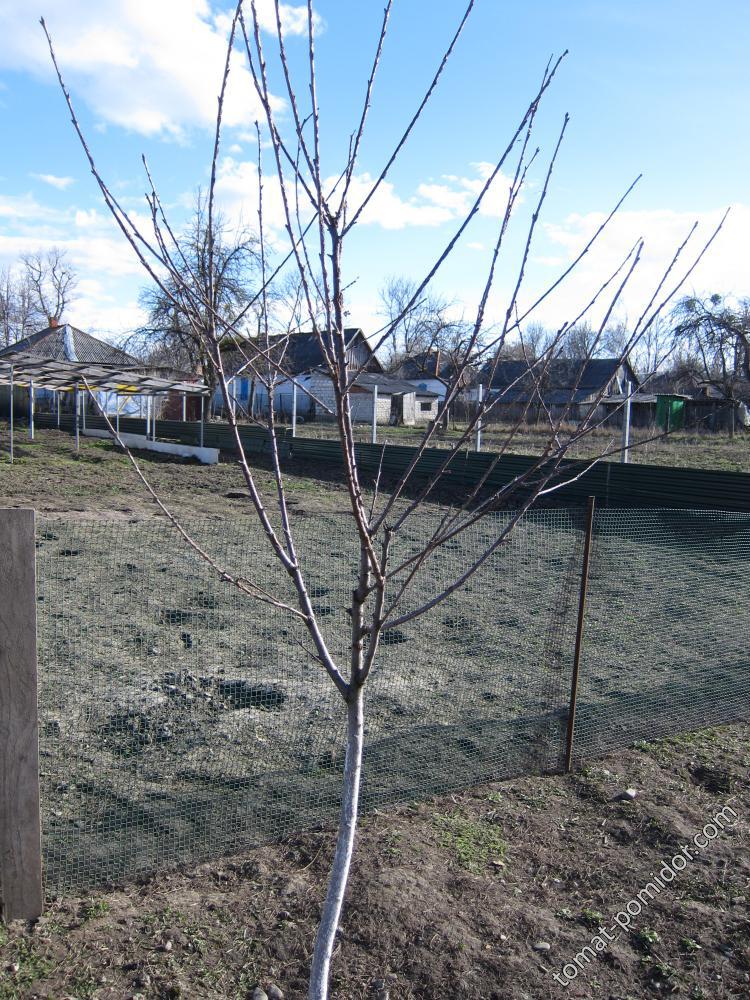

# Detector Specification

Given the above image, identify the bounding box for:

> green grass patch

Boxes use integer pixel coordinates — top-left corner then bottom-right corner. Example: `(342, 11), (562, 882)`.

(434, 810), (507, 873)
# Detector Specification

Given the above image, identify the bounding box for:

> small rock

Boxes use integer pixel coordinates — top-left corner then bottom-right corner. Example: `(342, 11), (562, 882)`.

(499, 933), (508, 941)
(163, 938), (173, 952)
(266, 987), (284, 1000)
(533, 941), (551, 952)
(617, 788), (638, 801)
(250, 989), (268, 1000)
(135, 973), (151, 988)
(6, 962), (20, 974)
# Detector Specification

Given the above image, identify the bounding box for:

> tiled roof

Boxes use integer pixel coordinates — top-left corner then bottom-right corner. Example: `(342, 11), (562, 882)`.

(0, 324), (138, 366)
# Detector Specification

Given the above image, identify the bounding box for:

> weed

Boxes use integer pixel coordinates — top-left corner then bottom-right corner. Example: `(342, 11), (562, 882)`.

(680, 937), (702, 953)
(580, 907), (604, 928)
(633, 927), (660, 952)
(80, 898), (110, 921)
(0, 940), (54, 1000)
(434, 811), (507, 873)
(68, 972), (98, 999)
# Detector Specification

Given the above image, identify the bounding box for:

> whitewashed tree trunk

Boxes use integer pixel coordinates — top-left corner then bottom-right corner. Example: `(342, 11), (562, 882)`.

(308, 686), (364, 1000)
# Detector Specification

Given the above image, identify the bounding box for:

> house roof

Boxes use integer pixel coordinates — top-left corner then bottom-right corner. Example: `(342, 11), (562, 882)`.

(351, 372), (438, 396)
(484, 358), (636, 403)
(395, 352), (475, 385)
(0, 323), (139, 366)
(643, 370), (750, 403)
(311, 368), (438, 397)
(221, 328), (383, 378)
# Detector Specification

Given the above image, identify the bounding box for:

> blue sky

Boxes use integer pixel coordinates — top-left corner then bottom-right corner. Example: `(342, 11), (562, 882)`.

(0, 0), (747, 342)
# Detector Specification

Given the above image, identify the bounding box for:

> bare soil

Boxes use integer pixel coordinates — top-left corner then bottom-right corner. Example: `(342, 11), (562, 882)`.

(1, 425), (748, 999)
(1, 725), (748, 999)
(0, 424), (353, 517)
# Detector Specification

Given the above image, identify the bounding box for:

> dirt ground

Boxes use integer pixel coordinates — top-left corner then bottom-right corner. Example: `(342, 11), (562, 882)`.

(0, 725), (747, 999)
(0, 424), (354, 518)
(1, 426), (749, 999)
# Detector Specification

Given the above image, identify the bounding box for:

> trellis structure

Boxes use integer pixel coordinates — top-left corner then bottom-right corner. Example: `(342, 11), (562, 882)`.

(0, 353), (210, 462)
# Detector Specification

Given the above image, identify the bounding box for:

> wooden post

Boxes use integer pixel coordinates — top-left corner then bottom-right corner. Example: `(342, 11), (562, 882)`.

(182, 393), (187, 422)
(565, 496), (596, 773)
(291, 381), (297, 438)
(0, 509), (43, 921)
(199, 395), (205, 448)
(56, 391), (61, 429)
(371, 387), (378, 445)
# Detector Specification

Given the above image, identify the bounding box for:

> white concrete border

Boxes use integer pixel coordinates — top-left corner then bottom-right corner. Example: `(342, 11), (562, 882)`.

(82, 428), (219, 465)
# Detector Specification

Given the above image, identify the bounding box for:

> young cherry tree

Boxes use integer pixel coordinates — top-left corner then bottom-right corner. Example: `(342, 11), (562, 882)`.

(42, 4), (723, 997)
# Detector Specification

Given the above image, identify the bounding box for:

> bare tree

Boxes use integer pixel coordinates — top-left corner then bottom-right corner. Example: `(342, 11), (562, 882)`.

(21, 247), (77, 325)
(558, 320), (600, 359)
(0, 257), (65, 346)
(132, 192), (263, 394)
(379, 275), (471, 366)
(671, 293), (750, 403)
(42, 5), (724, 997)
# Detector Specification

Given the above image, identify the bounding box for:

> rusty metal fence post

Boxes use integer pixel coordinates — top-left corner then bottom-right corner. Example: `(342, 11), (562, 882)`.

(565, 496), (596, 772)
(0, 508), (43, 921)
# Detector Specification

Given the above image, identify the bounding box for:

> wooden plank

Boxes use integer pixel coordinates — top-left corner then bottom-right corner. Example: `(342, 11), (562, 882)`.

(0, 508), (43, 921)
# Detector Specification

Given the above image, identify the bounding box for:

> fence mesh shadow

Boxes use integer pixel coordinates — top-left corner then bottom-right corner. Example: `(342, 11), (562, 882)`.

(34, 507), (749, 895)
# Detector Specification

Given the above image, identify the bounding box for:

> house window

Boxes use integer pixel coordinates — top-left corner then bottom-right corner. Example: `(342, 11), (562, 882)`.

(420, 401), (432, 412)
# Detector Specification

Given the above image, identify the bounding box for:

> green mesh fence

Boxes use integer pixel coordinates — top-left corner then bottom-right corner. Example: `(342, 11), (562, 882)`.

(34, 508), (749, 896)
(573, 509), (750, 760)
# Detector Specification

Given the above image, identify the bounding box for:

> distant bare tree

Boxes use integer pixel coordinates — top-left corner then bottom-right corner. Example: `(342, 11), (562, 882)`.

(378, 275), (472, 366)
(517, 321), (554, 360)
(133, 192), (263, 394)
(0, 251), (75, 345)
(0, 265), (36, 346)
(559, 320), (600, 359)
(671, 293), (750, 429)
(43, 4), (724, 997)
(21, 247), (77, 326)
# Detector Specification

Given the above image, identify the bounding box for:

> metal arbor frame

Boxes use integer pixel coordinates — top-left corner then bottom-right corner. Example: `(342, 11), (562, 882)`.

(0, 354), (210, 462)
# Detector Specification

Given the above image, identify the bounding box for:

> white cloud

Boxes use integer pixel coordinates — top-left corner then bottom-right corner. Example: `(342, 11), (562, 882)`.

(0, 192), (61, 222)
(30, 173), (75, 190)
(0, 184), (154, 337)
(518, 203), (750, 327)
(0, 1), (313, 138)
(336, 164), (521, 231)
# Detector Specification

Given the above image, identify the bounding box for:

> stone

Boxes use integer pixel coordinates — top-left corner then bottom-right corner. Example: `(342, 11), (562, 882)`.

(266, 987), (284, 1000)
(250, 989), (268, 1000)
(618, 788), (638, 801)
(533, 941), (551, 952)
